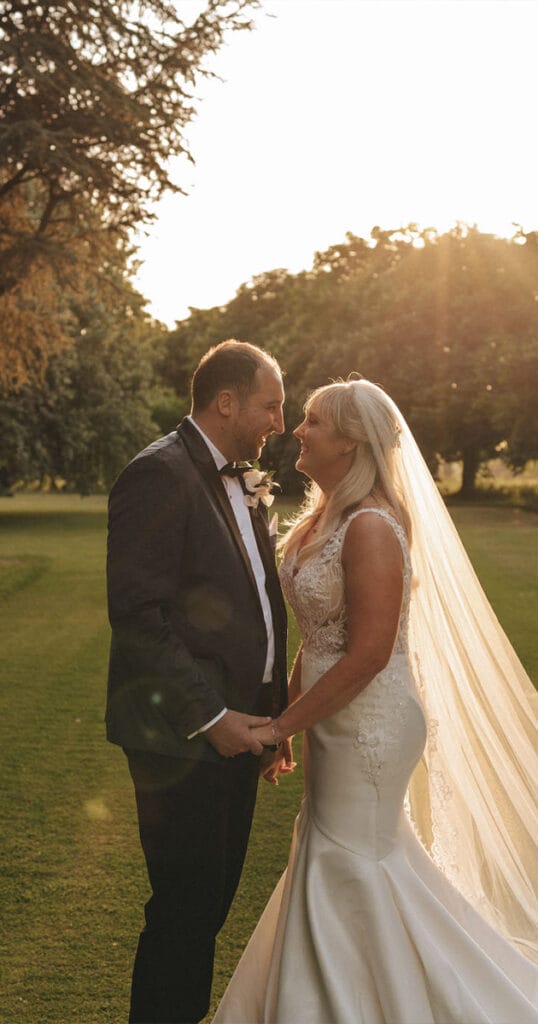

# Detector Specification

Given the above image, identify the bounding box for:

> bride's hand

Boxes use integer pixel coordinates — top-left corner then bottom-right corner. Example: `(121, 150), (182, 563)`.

(259, 736), (297, 786)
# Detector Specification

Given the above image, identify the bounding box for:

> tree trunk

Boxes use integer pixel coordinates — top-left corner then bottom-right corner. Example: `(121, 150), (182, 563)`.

(459, 448), (479, 497)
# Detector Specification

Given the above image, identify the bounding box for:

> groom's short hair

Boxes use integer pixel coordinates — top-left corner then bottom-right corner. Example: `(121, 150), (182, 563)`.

(191, 340), (281, 413)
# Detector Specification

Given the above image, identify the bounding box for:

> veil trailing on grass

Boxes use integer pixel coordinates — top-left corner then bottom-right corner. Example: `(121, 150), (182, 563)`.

(353, 381), (538, 962)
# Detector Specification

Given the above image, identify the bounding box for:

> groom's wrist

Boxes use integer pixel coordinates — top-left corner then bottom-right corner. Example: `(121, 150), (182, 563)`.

(187, 707), (228, 739)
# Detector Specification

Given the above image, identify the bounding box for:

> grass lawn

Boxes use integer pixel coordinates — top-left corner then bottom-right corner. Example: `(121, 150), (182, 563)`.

(0, 494), (535, 1023)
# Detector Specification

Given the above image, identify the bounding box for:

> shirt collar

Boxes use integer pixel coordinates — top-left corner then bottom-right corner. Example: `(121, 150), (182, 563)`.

(186, 415), (228, 471)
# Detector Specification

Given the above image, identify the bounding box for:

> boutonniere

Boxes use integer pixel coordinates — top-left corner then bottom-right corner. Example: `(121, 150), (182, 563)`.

(242, 465), (280, 509)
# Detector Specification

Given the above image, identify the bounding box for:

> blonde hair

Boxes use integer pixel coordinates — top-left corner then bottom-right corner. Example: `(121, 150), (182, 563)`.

(280, 379), (411, 565)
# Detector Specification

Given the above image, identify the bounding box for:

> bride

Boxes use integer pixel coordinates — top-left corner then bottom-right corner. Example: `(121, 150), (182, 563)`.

(213, 378), (537, 1024)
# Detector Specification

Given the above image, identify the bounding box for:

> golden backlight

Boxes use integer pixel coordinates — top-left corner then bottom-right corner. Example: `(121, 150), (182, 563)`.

(135, 0), (538, 325)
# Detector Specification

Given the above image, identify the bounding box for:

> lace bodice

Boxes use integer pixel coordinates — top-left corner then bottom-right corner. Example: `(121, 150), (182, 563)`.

(280, 507), (412, 667)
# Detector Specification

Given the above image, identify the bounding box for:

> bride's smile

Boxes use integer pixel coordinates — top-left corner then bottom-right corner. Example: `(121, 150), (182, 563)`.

(294, 402), (355, 491)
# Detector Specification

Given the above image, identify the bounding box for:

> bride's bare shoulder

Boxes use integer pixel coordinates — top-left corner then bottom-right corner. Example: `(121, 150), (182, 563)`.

(340, 498), (397, 529)
(341, 504), (403, 566)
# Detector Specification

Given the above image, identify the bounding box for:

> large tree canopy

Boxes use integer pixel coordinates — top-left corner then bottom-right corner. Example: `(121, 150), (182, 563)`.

(2, 223), (537, 496)
(0, 0), (257, 387)
(0, 0), (257, 291)
(161, 224), (538, 494)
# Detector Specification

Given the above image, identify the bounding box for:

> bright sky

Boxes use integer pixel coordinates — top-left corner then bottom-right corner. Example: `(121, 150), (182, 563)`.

(134, 0), (538, 326)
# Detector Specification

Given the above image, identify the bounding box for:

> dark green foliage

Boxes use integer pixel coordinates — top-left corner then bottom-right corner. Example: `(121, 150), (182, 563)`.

(2, 223), (537, 496)
(160, 225), (538, 495)
(150, 386), (190, 436)
(0, 284), (165, 492)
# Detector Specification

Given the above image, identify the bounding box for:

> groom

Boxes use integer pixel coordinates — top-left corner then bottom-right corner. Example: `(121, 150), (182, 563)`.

(105, 340), (288, 1023)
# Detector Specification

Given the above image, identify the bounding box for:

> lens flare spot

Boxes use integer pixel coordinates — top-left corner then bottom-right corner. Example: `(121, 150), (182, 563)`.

(85, 798), (112, 822)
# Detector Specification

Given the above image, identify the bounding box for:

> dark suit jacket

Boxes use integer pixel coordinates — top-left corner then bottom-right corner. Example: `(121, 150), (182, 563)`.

(105, 418), (288, 762)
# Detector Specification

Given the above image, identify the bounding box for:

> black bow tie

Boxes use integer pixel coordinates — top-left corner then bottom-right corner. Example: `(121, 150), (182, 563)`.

(220, 462), (249, 479)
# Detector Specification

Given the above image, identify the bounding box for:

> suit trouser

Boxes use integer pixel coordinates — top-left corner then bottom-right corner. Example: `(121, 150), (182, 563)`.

(125, 749), (259, 1024)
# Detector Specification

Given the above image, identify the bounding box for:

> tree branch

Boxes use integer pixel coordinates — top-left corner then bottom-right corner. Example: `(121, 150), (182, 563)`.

(0, 166), (31, 199)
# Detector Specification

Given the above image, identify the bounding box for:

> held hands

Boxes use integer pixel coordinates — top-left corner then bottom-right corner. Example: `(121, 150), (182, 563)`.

(205, 710), (272, 758)
(251, 719), (297, 786)
(250, 718), (282, 748)
(260, 736), (296, 786)
(205, 712), (297, 785)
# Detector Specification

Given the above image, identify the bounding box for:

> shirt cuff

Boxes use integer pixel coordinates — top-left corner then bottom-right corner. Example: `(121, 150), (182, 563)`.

(187, 708), (228, 740)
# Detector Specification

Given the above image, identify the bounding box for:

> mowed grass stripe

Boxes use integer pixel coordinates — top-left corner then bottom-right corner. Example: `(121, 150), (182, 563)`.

(448, 504), (537, 678)
(0, 495), (535, 1022)
(0, 503), (137, 1022)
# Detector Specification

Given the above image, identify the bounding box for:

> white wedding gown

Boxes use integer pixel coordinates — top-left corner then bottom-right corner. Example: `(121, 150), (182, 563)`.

(213, 509), (537, 1024)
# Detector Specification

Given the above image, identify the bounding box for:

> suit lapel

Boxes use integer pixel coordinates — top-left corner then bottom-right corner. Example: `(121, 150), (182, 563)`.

(178, 418), (287, 712)
(178, 418), (262, 605)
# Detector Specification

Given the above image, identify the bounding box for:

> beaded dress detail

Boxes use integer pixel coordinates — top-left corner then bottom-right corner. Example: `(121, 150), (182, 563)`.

(280, 507), (411, 660)
(280, 508), (417, 792)
(213, 509), (537, 1024)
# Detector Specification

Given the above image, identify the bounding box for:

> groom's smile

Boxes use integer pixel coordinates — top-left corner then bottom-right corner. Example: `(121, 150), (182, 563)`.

(230, 365), (285, 461)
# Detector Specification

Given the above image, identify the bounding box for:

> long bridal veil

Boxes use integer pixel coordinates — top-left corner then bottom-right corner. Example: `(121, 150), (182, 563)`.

(354, 381), (537, 961)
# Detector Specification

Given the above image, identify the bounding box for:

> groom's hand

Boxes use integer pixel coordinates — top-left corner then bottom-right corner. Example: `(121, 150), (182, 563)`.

(205, 711), (271, 758)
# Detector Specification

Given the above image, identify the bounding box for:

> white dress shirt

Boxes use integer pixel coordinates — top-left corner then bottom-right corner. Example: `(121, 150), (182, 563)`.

(186, 416), (275, 737)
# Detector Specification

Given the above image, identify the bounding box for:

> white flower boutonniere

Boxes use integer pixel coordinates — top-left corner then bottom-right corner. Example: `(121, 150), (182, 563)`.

(242, 466), (280, 509)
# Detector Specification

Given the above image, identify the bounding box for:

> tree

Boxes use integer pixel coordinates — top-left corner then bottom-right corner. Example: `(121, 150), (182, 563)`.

(0, 281), (166, 493)
(394, 225), (538, 494)
(160, 225), (538, 495)
(0, 0), (258, 295)
(0, 189), (75, 387)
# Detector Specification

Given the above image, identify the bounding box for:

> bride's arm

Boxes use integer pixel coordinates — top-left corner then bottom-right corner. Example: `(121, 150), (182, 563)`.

(287, 643), (303, 705)
(259, 644), (303, 784)
(253, 514), (404, 744)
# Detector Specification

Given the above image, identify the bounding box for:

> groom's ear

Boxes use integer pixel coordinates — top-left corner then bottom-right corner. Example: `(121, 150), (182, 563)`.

(216, 388), (236, 417)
